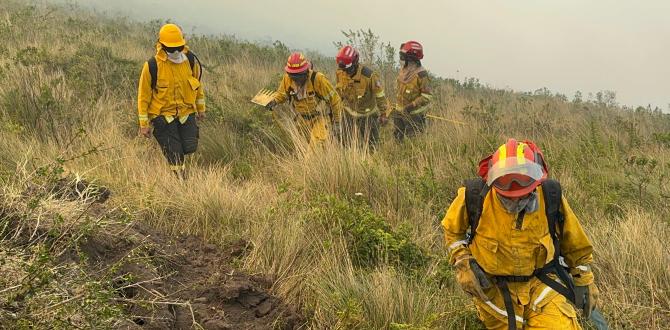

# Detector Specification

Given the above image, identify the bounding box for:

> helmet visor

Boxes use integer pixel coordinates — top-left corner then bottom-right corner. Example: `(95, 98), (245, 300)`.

(486, 162), (544, 187)
(493, 174), (535, 191)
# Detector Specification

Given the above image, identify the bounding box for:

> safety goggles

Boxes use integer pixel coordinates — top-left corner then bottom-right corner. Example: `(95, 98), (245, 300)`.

(492, 174), (536, 191)
(486, 162), (545, 187)
(162, 44), (185, 53)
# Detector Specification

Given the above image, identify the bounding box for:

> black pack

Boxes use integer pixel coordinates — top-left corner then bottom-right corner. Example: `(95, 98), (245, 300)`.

(147, 51), (202, 91)
(361, 66), (373, 78)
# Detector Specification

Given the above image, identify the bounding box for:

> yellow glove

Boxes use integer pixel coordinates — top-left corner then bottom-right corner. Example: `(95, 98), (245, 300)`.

(571, 266), (598, 317)
(453, 249), (490, 301)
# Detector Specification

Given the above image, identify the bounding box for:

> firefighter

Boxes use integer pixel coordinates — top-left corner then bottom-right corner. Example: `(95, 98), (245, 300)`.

(393, 40), (432, 140)
(137, 23), (205, 179)
(335, 45), (389, 148)
(441, 139), (599, 329)
(267, 52), (343, 145)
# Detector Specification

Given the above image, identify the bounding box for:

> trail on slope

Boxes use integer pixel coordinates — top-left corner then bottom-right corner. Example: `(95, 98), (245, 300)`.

(80, 216), (303, 330)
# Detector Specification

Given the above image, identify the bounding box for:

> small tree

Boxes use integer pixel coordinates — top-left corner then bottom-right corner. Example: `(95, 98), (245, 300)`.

(624, 155), (658, 199)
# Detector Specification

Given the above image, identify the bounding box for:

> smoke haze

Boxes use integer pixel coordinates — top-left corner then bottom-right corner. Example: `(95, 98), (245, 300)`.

(50, 0), (670, 109)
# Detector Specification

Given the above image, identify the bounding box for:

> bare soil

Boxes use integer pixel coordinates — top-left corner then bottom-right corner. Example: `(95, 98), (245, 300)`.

(45, 178), (306, 330)
(80, 220), (303, 330)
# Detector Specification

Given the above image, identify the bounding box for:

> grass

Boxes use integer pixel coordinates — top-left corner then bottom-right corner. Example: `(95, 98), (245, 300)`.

(1, 0), (669, 328)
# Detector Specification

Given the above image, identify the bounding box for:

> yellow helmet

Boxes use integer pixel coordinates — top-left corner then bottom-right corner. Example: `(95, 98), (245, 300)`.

(158, 24), (186, 47)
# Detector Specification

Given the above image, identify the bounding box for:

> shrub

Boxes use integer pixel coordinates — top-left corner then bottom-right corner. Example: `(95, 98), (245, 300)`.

(310, 195), (430, 272)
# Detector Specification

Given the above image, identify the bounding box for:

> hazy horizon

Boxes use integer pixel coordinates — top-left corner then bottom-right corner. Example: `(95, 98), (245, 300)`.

(49, 0), (669, 109)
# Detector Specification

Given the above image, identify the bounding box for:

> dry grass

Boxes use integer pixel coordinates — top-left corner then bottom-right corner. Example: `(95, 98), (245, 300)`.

(1, 0), (669, 328)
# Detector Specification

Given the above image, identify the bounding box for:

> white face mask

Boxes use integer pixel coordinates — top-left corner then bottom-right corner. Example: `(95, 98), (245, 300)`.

(166, 50), (186, 64)
(497, 191), (539, 214)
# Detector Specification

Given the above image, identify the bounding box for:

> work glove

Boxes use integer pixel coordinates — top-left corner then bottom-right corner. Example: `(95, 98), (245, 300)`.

(453, 248), (491, 301)
(139, 126), (152, 138)
(265, 100), (277, 111)
(571, 267), (598, 318)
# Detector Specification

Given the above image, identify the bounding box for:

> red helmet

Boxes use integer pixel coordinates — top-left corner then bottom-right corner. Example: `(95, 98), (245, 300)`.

(479, 139), (548, 198)
(285, 52), (310, 74)
(336, 45), (359, 69)
(400, 40), (424, 60)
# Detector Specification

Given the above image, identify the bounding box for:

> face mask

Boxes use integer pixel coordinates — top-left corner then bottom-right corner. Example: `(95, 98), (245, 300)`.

(289, 73), (308, 86)
(167, 51), (186, 63)
(497, 192), (538, 214)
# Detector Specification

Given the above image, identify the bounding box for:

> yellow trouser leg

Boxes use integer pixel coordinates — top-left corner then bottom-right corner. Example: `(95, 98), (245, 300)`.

(473, 279), (581, 330)
(474, 290), (523, 330)
(525, 292), (580, 330)
(308, 116), (328, 146)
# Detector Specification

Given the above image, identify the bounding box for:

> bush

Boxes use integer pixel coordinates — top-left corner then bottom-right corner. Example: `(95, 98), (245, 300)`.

(310, 195), (430, 272)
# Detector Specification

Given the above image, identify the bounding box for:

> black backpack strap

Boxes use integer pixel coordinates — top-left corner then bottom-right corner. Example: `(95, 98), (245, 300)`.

(535, 179), (576, 303)
(148, 57), (158, 91)
(464, 178), (489, 244)
(542, 179), (564, 257)
(535, 263), (575, 303)
(185, 51), (202, 80)
(495, 280), (519, 330)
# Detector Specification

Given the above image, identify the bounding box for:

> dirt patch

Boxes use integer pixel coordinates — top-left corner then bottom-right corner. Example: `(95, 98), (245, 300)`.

(80, 220), (303, 330)
(4, 176), (302, 329)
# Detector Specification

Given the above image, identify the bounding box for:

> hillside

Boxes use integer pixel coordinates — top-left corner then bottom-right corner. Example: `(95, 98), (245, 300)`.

(0, 1), (669, 329)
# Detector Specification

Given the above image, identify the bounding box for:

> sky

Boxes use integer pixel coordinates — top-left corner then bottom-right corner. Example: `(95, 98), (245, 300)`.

(50, 0), (670, 109)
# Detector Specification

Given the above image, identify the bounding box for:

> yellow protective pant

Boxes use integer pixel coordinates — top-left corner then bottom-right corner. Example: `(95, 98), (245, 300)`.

(473, 277), (581, 330)
(295, 115), (329, 146)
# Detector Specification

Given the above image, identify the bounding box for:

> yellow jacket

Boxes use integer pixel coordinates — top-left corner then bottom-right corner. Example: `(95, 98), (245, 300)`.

(442, 185), (593, 276)
(137, 45), (205, 128)
(273, 70), (343, 123)
(336, 65), (388, 117)
(395, 64), (432, 115)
